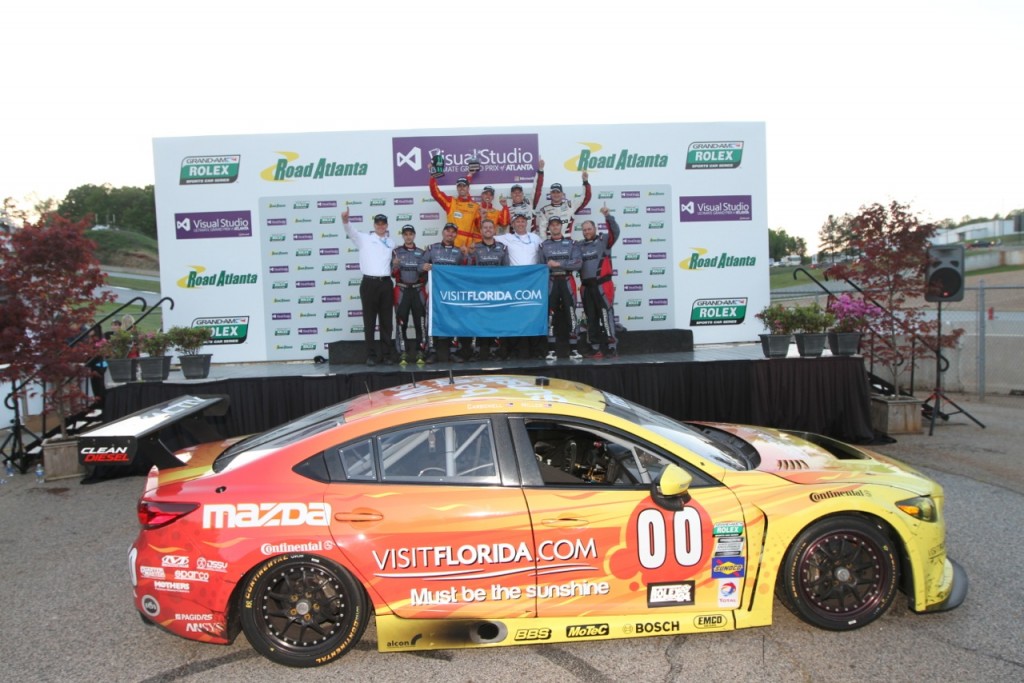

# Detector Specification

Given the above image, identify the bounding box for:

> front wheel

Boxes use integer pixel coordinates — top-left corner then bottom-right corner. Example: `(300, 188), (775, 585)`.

(778, 516), (898, 630)
(240, 554), (369, 667)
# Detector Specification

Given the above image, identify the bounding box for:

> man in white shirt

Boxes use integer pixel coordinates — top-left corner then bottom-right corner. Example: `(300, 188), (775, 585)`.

(496, 210), (545, 358)
(342, 209), (395, 366)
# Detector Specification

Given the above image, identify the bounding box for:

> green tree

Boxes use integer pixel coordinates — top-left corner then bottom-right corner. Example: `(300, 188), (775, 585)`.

(57, 183), (156, 237)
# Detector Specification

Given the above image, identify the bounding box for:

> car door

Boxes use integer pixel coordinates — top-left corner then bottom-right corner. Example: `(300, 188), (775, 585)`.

(324, 417), (537, 619)
(512, 416), (749, 618)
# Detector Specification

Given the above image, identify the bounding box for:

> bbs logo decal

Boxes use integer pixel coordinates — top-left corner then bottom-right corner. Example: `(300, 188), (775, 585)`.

(514, 628), (552, 641)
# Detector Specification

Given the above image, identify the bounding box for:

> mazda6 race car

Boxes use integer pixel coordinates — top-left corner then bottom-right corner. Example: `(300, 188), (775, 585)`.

(86, 375), (966, 667)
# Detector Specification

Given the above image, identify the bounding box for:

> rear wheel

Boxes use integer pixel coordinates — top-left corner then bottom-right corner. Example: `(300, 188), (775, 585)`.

(240, 554), (368, 667)
(778, 516), (898, 630)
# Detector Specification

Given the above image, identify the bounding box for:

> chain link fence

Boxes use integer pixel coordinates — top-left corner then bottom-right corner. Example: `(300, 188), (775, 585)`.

(775, 281), (1024, 399)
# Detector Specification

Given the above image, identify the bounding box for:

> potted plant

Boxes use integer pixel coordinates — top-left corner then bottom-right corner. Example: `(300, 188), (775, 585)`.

(755, 303), (796, 358)
(167, 325), (214, 379)
(826, 294), (877, 356)
(136, 330), (172, 381)
(103, 329), (137, 382)
(791, 302), (835, 357)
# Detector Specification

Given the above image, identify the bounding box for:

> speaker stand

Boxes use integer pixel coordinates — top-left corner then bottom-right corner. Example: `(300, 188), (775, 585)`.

(924, 302), (984, 435)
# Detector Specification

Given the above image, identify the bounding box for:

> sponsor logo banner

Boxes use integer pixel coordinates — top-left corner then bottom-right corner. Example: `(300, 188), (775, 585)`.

(175, 210), (252, 239)
(392, 133), (539, 187)
(648, 580), (695, 607)
(679, 195), (752, 222)
(193, 316), (249, 344)
(179, 154), (240, 185)
(429, 265), (548, 337)
(690, 297), (748, 326)
(686, 141), (744, 169)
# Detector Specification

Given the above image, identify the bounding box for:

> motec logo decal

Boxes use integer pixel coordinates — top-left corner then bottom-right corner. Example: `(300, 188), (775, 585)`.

(566, 623), (610, 638)
(568, 142), (668, 171)
(177, 266), (258, 288)
(180, 155), (240, 185)
(680, 248), (757, 271)
(260, 151), (368, 182)
(691, 297), (748, 326)
(686, 141), (744, 170)
(202, 502), (332, 529)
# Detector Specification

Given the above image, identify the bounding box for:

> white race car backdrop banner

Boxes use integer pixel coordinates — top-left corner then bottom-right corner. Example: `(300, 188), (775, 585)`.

(153, 123), (767, 363)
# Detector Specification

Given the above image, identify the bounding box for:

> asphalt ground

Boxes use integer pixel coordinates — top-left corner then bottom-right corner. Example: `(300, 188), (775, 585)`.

(1, 393), (1021, 682)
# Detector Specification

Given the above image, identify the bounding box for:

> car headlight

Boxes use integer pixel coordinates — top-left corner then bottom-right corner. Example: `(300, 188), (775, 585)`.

(896, 496), (938, 522)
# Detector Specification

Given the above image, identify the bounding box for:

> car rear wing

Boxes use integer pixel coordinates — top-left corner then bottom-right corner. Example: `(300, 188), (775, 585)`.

(78, 395), (230, 470)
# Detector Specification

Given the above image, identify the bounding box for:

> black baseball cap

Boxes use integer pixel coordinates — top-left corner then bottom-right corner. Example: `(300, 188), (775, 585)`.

(456, 177), (469, 186)
(511, 184), (523, 191)
(482, 185), (495, 194)
(400, 224), (415, 234)
(548, 216), (563, 225)
(512, 210), (530, 220)
(550, 183), (564, 192)
(442, 222), (458, 231)
(373, 214), (388, 223)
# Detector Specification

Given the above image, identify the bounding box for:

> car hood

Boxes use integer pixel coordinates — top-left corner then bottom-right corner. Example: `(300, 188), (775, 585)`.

(706, 423), (935, 496)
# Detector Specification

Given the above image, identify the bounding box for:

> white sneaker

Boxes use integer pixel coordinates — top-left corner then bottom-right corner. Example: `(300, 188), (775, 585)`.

(569, 350), (583, 361)
(545, 350), (557, 362)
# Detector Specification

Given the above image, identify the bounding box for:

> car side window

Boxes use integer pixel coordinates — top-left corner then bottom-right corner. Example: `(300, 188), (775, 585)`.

(335, 439), (376, 481)
(378, 419), (499, 484)
(524, 419), (713, 488)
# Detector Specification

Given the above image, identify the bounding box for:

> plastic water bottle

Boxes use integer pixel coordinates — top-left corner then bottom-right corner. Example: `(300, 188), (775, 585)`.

(4, 460), (13, 478)
(35, 462), (45, 484)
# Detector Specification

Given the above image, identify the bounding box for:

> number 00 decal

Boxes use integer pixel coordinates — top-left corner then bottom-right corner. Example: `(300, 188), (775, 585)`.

(637, 507), (703, 569)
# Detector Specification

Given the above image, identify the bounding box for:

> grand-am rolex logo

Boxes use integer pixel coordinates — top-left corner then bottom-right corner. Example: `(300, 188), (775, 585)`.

(569, 142), (668, 171)
(680, 248), (757, 271)
(179, 155), (240, 185)
(686, 141), (744, 170)
(691, 297), (748, 326)
(193, 316), (249, 344)
(260, 151), (368, 182)
(178, 266), (258, 288)
(202, 502), (331, 529)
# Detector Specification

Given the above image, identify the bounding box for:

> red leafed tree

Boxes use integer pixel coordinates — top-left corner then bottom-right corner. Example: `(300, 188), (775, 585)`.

(826, 200), (962, 394)
(0, 212), (114, 436)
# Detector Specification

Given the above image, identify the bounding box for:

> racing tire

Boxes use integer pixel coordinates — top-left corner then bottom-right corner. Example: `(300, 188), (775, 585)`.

(778, 516), (898, 631)
(240, 554), (369, 667)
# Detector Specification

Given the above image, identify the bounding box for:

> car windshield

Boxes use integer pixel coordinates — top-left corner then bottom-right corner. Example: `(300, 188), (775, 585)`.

(602, 392), (753, 471)
(212, 400), (351, 472)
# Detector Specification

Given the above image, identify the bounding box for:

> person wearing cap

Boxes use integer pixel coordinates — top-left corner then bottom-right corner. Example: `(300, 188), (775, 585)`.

(428, 172), (481, 250)
(421, 222), (467, 363)
(535, 165), (592, 238)
(391, 224), (428, 365)
(576, 203), (621, 359)
(496, 210), (546, 359)
(540, 215), (583, 360)
(342, 207), (396, 366)
(478, 185), (509, 233)
(469, 219), (510, 360)
(500, 157), (545, 230)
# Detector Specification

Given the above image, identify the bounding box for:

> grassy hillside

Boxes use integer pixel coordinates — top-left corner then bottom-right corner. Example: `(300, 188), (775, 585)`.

(87, 228), (159, 271)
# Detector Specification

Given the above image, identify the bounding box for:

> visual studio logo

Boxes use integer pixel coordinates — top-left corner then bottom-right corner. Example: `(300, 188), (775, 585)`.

(175, 211), (252, 240)
(396, 147), (422, 172)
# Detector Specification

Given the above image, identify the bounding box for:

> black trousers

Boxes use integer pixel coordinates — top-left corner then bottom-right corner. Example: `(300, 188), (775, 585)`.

(394, 285), (427, 356)
(360, 276), (394, 360)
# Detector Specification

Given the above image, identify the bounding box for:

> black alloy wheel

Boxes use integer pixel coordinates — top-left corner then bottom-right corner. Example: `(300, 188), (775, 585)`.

(240, 554), (369, 667)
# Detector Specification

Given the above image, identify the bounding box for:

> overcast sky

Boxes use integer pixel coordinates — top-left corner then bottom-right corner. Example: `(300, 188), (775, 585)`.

(3, 0), (1021, 249)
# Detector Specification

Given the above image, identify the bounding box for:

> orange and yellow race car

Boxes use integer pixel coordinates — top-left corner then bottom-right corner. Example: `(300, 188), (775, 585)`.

(85, 375), (966, 667)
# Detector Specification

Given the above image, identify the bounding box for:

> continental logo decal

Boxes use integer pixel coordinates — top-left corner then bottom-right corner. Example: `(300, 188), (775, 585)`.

(680, 248), (756, 271)
(177, 266), (258, 288)
(260, 151), (368, 182)
(567, 142), (668, 171)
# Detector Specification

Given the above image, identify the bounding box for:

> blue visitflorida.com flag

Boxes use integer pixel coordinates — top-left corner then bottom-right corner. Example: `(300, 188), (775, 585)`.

(429, 265), (548, 337)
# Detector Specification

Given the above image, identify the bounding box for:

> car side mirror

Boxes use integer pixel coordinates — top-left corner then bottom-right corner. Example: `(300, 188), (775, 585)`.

(651, 464), (692, 511)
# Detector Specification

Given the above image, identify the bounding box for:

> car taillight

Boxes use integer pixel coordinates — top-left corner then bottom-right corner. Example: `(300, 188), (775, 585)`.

(137, 500), (199, 529)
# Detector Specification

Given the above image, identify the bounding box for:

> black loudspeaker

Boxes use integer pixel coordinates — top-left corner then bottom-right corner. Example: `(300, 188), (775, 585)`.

(925, 244), (965, 302)
(327, 340), (363, 365)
